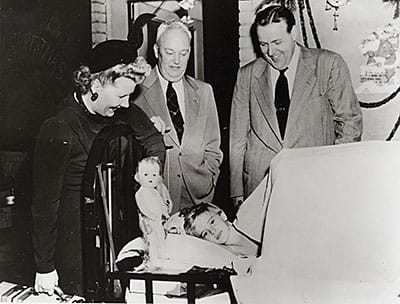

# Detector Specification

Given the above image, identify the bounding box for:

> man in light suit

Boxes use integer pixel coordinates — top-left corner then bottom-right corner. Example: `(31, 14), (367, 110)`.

(134, 21), (222, 213)
(230, 5), (362, 207)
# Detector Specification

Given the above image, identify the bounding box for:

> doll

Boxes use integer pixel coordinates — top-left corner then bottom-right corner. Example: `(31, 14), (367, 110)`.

(134, 156), (172, 269)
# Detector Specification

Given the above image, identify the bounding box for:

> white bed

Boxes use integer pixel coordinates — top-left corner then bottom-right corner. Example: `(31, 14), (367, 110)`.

(232, 141), (400, 303)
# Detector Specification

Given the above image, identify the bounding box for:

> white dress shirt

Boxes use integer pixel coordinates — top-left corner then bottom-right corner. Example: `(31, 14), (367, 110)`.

(156, 67), (186, 121)
(270, 43), (300, 102)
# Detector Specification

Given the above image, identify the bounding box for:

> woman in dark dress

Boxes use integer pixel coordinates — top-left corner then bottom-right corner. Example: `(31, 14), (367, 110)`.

(31, 43), (165, 296)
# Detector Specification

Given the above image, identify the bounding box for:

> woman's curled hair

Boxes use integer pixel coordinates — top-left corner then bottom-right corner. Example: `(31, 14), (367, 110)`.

(73, 56), (151, 94)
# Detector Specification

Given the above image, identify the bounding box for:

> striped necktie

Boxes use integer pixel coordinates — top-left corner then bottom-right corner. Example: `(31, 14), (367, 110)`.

(166, 82), (184, 143)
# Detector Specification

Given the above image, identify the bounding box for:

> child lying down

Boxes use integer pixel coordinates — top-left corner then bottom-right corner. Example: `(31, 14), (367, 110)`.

(116, 203), (259, 275)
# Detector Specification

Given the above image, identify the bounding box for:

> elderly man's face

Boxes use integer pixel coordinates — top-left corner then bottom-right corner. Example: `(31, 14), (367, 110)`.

(257, 21), (295, 71)
(155, 28), (191, 82)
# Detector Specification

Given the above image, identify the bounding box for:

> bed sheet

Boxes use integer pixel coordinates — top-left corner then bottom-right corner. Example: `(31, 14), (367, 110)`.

(117, 233), (238, 274)
(232, 141), (400, 303)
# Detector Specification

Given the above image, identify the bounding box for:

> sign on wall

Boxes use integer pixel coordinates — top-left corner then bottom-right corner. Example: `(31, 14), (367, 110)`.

(358, 20), (400, 94)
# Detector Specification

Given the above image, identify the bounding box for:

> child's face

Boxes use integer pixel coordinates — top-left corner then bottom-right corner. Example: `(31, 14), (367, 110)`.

(191, 210), (231, 245)
(137, 162), (161, 188)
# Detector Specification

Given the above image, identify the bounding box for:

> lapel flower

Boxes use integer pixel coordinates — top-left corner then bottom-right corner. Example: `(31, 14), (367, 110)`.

(180, 15), (194, 25)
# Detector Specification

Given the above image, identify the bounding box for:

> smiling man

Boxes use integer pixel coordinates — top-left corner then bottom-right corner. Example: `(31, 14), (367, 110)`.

(134, 21), (222, 212)
(230, 5), (362, 208)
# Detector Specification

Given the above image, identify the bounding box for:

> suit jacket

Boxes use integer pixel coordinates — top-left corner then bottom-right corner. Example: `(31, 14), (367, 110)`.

(134, 68), (223, 213)
(230, 46), (362, 199)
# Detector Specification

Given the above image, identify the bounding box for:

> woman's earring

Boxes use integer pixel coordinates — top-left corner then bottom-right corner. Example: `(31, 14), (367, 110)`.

(90, 89), (98, 101)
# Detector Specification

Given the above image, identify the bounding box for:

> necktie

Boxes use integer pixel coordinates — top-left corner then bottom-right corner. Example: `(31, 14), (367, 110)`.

(274, 68), (290, 139)
(166, 82), (184, 143)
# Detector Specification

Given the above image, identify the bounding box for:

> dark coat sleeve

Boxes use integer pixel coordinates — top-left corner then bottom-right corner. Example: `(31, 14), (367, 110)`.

(120, 103), (166, 165)
(31, 117), (71, 273)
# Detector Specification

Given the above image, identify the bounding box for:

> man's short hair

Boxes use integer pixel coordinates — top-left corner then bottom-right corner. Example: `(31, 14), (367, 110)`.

(156, 20), (192, 45)
(254, 5), (296, 33)
(250, 5), (296, 57)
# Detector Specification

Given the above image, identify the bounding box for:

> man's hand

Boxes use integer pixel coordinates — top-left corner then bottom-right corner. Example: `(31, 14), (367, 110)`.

(150, 116), (171, 135)
(232, 196), (244, 210)
(34, 269), (59, 296)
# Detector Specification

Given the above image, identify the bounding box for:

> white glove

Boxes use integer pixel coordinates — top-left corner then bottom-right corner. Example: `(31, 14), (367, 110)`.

(34, 269), (59, 295)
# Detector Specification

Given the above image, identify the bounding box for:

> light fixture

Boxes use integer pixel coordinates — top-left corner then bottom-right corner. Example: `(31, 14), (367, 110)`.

(325, 0), (351, 31)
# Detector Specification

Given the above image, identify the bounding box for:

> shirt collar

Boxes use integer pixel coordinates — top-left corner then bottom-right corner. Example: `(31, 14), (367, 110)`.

(270, 43), (300, 97)
(156, 65), (183, 92)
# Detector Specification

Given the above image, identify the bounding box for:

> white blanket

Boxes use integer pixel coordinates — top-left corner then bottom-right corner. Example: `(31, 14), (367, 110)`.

(232, 141), (400, 303)
(117, 233), (239, 273)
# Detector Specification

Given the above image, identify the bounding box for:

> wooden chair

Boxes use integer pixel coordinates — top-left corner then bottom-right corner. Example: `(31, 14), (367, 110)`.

(81, 125), (236, 303)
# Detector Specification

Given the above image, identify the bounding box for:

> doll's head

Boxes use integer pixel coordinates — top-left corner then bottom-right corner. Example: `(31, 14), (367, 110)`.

(135, 156), (162, 188)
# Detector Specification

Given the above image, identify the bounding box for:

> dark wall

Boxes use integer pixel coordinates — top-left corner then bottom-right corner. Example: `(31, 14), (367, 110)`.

(203, 1), (239, 210)
(0, 0), (92, 286)
(203, 2), (239, 130)
(0, 0), (92, 152)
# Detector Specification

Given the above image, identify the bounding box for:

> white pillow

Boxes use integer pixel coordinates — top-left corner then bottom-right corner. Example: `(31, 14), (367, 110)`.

(161, 234), (237, 272)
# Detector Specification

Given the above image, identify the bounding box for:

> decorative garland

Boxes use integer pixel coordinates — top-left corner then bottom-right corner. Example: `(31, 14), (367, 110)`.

(359, 85), (400, 108)
(279, 0), (400, 139)
(296, 0), (321, 48)
(387, 113), (400, 140)
(314, 1), (399, 139)
(358, 86), (400, 140)
(281, 0), (297, 11)
(304, 0), (321, 48)
(297, 0), (309, 48)
(383, 0), (400, 19)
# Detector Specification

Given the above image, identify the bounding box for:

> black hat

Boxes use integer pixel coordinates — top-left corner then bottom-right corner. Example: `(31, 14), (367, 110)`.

(88, 40), (138, 73)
